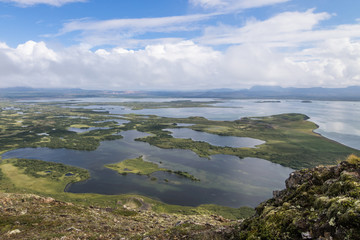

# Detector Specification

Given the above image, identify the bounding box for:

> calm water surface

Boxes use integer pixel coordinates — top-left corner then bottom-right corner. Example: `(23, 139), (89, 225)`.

(165, 128), (265, 148)
(3, 130), (293, 208)
(80, 99), (359, 150)
(7, 98), (359, 207)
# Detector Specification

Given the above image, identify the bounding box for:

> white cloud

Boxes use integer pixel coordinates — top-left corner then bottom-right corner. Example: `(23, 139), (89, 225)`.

(1, 38), (360, 90)
(0, 41), (222, 89)
(0, 0), (86, 7)
(190, 0), (290, 11)
(199, 9), (333, 46)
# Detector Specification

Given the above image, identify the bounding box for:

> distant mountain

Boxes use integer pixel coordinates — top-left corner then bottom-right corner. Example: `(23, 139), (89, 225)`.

(0, 87), (102, 99)
(147, 86), (360, 100)
(0, 86), (359, 100)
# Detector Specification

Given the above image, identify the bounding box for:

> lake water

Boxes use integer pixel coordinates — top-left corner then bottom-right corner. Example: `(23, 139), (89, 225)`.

(6, 98), (359, 208)
(68, 126), (111, 133)
(3, 130), (293, 208)
(165, 128), (265, 148)
(75, 99), (359, 150)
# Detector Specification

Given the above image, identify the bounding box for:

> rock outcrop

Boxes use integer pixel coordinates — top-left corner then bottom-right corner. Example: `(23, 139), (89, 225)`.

(233, 154), (360, 240)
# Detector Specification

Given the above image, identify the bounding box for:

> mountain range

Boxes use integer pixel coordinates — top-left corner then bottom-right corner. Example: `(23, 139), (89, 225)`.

(1, 86), (359, 100)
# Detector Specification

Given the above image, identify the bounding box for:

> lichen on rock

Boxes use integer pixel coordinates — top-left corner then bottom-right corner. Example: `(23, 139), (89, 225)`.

(232, 155), (360, 240)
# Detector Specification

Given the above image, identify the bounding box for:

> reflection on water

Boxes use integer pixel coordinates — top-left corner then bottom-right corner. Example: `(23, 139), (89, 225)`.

(2, 130), (293, 208)
(68, 127), (110, 133)
(165, 128), (265, 148)
(79, 100), (360, 150)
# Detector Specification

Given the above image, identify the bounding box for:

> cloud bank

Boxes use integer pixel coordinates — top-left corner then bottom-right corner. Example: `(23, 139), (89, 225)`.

(1, 10), (360, 90)
(1, 36), (360, 90)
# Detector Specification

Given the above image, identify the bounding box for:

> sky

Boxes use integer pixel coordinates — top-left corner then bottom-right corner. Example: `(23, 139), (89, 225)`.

(0, 0), (360, 90)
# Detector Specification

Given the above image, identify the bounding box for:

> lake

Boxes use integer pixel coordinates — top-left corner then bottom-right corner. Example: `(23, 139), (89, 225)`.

(164, 127), (265, 148)
(3, 129), (293, 208)
(74, 99), (359, 150)
(7, 98), (359, 207)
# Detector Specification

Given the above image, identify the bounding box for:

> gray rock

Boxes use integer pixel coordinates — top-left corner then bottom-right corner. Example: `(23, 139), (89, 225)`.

(301, 231), (312, 239)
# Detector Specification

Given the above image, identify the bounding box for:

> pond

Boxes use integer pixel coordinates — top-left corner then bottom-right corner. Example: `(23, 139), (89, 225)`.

(165, 128), (265, 148)
(68, 126), (111, 133)
(2, 130), (293, 208)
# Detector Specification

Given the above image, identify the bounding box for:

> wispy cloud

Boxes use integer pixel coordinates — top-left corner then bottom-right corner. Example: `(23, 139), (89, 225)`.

(59, 14), (216, 34)
(189, 0), (290, 11)
(54, 13), (217, 47)
(0, 0), (86, 7)
(197, 9), (360, 47)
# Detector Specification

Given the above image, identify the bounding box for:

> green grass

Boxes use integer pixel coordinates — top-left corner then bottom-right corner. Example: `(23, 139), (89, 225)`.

(105, 156), (167, 175)
(105, 156), (200, 181)
(132, 113), (360, 169)
(0, 158), (89, 194)
(0, 102), (125, 152)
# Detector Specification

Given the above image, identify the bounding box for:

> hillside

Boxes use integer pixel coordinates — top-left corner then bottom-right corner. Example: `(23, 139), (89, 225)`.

(0, 193), (238, 239)
(233, 155), (360, 240)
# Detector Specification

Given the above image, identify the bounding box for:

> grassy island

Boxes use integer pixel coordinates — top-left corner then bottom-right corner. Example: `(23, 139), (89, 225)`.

(105, 156), (200, 181)
(105, 156), (166, 175)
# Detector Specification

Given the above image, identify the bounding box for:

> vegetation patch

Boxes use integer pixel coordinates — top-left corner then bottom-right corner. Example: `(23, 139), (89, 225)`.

(105, 155), (167, 175)
(105, 156), (200, 181)
(231, 155), (360, 240)
(12, 158), (89, 181)
(129, 113), (360, 169)
(0, 158), (89, 194)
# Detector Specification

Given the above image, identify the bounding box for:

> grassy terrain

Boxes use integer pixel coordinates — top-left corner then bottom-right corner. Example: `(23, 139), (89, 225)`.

(0, 158), (89, 195)
(106, 156), (200, 181)
(105, 155), (167, 175)
(0, 102), (125, 152)
(128, 113), (360, 169)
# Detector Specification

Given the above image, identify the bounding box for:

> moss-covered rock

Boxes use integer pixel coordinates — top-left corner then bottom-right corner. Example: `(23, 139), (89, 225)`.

(232, 155), (360, 240)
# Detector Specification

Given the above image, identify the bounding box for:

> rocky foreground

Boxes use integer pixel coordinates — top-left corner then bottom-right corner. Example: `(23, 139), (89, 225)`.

(234, 154), (360, 240)
(1, 155), (360, 239)
(0, 193), (238, 240)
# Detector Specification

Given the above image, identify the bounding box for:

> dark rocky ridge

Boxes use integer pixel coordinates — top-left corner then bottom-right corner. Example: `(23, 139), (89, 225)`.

(233, 155), (360, 240)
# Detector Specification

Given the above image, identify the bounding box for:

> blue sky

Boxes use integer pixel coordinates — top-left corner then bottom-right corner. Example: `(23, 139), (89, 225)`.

(0, 0), (360, 90)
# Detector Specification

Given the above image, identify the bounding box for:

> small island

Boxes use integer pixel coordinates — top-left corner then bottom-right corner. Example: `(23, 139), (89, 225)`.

(105, 156), (200, 181)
